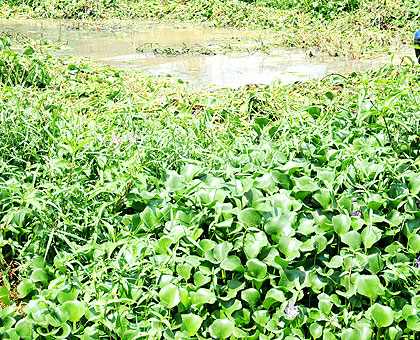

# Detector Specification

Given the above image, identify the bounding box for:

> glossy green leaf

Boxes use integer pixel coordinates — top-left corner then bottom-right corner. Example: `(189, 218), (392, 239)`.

(361, 226), (382, 249)
(370, 303), (394, 327)
(238, 208), (261, 227)
(356, 275), (383, 300)
(182, 314), (203, 336)
(241, 288), (260, 308)
(246, 258), (267, 280)
(209, 319), (234, 339)
(341, 328), (362, 340)
(159, 284), (180, 308)
(332, 214), (351, 235)
(341, 231), (362, 250)
(62, 300), (86, 322)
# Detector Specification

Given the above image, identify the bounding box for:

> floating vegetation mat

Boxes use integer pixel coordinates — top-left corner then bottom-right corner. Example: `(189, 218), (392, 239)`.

(0, 37), (420, 339)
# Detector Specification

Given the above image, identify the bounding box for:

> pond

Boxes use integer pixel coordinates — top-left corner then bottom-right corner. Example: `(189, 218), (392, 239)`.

(0, 19), (414, 88)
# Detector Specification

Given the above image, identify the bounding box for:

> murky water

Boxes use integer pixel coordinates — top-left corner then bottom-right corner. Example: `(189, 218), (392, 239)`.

(0, 19), (414, 88)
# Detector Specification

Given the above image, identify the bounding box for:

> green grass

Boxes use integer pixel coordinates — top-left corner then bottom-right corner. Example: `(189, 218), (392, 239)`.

(0, 38), (420, 339)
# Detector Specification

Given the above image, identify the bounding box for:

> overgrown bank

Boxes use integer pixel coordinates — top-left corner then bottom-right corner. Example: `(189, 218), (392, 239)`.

(0, 0), (418, 56)
(0, 38), (420, 339)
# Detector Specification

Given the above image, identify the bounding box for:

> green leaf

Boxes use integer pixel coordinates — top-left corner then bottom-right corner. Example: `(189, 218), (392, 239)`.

(370, 303), (394, 327)
(246, 258), (267, 280)
(62, 300), (86, 322)
(209, 319), (234, 339)
(30, 269), (48, 285)
(241, 288), (260, 308)
(17, 279), (35, 298)
(341, 231), (362, 250)
(159, 284), (180, 308)
(238, 208), (261, 228)
(220, 256), (243, 272)
(277, 236), (302, 259)
(22, 45), (34, 55)
(182, 314), (203, 336)
(407, 314), (420, 331)
(409, 176), (420, 194)
(361, 226), (382, 249)
(264, 213), (296, 237)
(15, 319), (33, 339)
(341, 328), (362, 340)
(409, 234), (420, 252)
(252, 310), (270, 325)
(332, 214), (351, 235)
(356, 275), (383, 300)
(309, 323), (323, 339)
(0, 286), (10, 305)
(192, 288), (216, 305)
(367, 253), (384, 274)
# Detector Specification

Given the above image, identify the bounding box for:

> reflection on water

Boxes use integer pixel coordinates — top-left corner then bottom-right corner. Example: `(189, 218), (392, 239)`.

(0, 19), (414, 88)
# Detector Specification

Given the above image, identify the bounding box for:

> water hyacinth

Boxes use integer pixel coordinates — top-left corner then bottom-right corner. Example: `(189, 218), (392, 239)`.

(415, 256), (420, 269)
(350, 210), (362, 218)
(285, 301), (299, 320)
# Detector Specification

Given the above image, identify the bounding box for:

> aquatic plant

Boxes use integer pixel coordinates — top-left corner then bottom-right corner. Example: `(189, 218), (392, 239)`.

(1, 46), (420, 339)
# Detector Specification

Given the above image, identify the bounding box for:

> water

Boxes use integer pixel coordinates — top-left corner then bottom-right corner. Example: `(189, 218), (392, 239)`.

(0, 19), (414, 88)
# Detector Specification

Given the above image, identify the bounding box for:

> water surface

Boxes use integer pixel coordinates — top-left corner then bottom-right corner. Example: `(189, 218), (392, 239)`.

(0, 19), (413, 87)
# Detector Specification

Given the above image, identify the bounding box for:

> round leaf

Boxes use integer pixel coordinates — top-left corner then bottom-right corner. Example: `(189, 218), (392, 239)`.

(209, 319), (234, 339)
(238, 208), (261, 228)
(182, 314), (203, 336)
(370, 303), (394, 327)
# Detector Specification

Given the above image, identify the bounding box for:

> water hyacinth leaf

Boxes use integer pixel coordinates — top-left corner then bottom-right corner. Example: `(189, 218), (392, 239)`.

(309, 323), (323, 339)
(408, 234), (420, 252)
(194, 272), (211, 287)
(252, 310), (270, 325)
(332, 214), (351, 235)
(326, 255), (343, 268)
(370, 303), (394, 327)
(0, 286), (10, 305)
(17, 279), (35, 298)
(246, 258), (267, 280)
(387, 326), (403, 340)
(361, 226), (382, 249)
(209, 319), (234, 339)
(409, 176), (420, 194)
(241, 288), (260, 308)
(277, 237), (302, 259)
(62, 300), (86, 322)
(181, 164), (201, 182)
(367, 253), (384, 275)
(263, 288), (285, 309)
(192, 288), (216, 305)
(220, 256), (243, 271)
(30, 268), (48, 285)
(159, 284), (180, 308)
(238, 208), (261, 228)
(244, 232), (268, 259)
(15, 319), (33, 339)
(407, 314), (420, 331)
(313, 188), (331, 208)
(264, 213), (296, 237)
(356, 275), (383, 300)
(206, 241), (233, 263)
(323, 331), (337, 340)
(313, 234), (327, 253)
(182, 314), (203, 336)
(341, 231), (362, 250)
(341, 328), (362, 340)
(165, 172), (185, 192)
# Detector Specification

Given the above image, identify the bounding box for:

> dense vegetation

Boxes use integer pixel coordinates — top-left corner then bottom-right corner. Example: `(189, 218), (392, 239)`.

(0, 0), (417, 56)
(0, 33), (420, 339)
